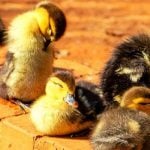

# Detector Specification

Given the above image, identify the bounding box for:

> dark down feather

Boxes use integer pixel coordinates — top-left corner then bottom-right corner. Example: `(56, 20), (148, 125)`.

(100, 34), (150, 104)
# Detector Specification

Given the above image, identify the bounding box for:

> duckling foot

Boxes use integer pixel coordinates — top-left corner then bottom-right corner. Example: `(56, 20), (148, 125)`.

(9, 99), (30, 113)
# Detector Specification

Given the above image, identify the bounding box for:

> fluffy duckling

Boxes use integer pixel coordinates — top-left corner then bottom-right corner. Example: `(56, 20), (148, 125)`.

(0, 1), (66, 102)
(100, 34), (150, 104)
(75, 80), (108, 120)
(91, 107), (150, 150)
(0, 17), (6, 45)
(121, 86), (150, 115)
(30, 71), (94, 136)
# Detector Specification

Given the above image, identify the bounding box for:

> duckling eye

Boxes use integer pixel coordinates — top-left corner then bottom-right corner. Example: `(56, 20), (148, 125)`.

(52, 81), (63, 88)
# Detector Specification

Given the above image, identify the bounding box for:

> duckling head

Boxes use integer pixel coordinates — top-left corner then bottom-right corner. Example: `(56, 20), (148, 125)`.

(34, 1), (66, 44)
(45, 71), (78, 108)
(121, 86), (150, 114)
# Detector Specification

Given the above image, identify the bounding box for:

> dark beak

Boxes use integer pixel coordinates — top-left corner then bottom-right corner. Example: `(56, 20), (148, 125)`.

(43, 39), (51, 51)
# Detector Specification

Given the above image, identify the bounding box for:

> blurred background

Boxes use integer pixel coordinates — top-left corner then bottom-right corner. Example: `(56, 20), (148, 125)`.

(0, 0), (150, 74)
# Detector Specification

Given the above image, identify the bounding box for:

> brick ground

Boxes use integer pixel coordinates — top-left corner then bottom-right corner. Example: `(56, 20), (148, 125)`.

(0, 0), (150, 149)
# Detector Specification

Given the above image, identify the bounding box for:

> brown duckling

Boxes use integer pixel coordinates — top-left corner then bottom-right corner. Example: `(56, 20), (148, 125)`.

(121, 86), (150, 115)
(91, 107), (150, 150)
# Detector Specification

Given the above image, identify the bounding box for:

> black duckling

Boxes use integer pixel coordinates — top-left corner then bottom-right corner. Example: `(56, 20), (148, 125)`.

(100, 34), (150, 104)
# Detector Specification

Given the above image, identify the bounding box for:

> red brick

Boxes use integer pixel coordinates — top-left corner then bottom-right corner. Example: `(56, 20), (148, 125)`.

(0, 98), (25, 119)
(54, 59), (99, 84)
(0, 114), (42, 150)
(0, 114), (92, 150)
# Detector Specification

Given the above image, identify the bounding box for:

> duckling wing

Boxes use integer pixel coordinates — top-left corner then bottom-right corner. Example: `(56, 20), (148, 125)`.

(0, 52), (14, 81)
(75, 81), (106, 120)
(0, 52), (14, 99)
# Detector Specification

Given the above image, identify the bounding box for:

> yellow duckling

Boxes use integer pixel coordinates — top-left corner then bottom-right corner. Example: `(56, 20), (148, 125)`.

(121, 86), (150, 114)
(0, 1), (66, 102)
(30, 71), (93, 136)
(91, 107), (150, 150)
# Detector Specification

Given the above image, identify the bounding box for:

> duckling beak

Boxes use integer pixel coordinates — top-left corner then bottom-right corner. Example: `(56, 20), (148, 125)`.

(64, 94), (78, 108)
(46, 29), (55, 42)
(50, 35), (55, 42)
(43, 30), (55, 50)
(133, 98), (150, 105)
(44, 38), (51, 50)
(43, 36), (55, 50)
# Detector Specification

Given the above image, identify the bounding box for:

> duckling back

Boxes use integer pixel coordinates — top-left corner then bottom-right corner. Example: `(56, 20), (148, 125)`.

(91, 107), (150, 150)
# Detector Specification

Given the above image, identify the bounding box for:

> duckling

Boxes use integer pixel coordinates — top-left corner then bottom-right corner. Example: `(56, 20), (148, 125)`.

(91, 107), (150, 150)
(121, 86), (150, 115)
(0, 17), (6, 45)
(100, 34), (150, 104)
(30, 71), (94, 136)
(75, 80), (108, 120)
(0, 1), (66, 102)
